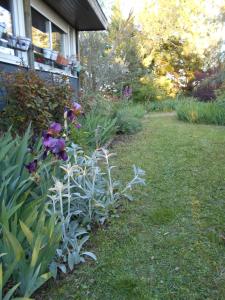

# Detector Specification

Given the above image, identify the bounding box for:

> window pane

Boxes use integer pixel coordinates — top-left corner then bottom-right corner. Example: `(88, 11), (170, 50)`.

(52, 24), (64, 53)
(0, 0), (12, 35)
(31, 8), (50, 49)
(0, 0), (14, 55)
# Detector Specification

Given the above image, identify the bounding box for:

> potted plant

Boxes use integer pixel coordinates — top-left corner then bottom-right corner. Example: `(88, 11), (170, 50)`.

(0, 22), (6, 39)
(34, 52), (45, 64)
(17, 36), (31, 51)
(56, 54), (69, 66)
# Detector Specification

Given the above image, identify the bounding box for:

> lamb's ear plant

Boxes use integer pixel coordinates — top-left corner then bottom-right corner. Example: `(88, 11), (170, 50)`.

(48, 144), (145, 274)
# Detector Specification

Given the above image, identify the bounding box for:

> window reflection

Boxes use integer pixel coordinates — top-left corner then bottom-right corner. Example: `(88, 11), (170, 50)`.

(0, 0), (12, 34)
(52, 24), (64, 53)
(0, 0), (14, 55)
(31, 8), (50, 49)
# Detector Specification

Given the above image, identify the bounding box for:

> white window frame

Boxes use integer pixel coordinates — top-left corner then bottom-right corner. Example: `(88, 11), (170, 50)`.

(31, 0), (77, 77)
(0, 0), (28, 66)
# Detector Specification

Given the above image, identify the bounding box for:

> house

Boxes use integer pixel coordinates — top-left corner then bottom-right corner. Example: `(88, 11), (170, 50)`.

(0, 0), (107, 108)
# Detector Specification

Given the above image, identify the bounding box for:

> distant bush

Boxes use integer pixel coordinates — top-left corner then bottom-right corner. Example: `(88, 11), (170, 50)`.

(176, 100), (225, 125)
(114, 104), (144, 134)
(0, 70), (73, 134)
(191, 70), (221, 102)
(132, 83), (159, 102)
(147, 100), (177, 112)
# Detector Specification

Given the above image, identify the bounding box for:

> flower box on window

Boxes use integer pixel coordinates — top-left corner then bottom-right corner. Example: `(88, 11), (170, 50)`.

(34, 52), (45, 64)
(17, 36), (31, 51)
(7, 35), (31, 51)
(56, 54), (69, 66)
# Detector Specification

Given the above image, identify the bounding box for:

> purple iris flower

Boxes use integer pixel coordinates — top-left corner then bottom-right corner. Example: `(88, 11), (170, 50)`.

(43, 136), (57, 149)
(48, 122), (62, 136)
(75, 123), (81, 129)
(67, 109), (75, 122)
(51, 138), (66, 154)
(25, 159), (38, 173)
(72, 102), (82, 113)
(58, 150), (68, 161)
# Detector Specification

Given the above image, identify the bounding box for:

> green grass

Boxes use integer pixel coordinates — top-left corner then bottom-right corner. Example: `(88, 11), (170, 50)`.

(42, 114), (225, 299)
(176, 100), (225, 125)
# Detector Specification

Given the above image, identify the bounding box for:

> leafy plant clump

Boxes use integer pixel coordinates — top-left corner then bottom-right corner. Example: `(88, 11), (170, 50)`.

(0, 126), (60, 299)
(114, 104), (144, 134)
(176, 100), (225, 125)
(0, 101), (145, 299)
(0, 70), (73, 134)
(48, 145), (145, 276)
(80, 111), (117, 148)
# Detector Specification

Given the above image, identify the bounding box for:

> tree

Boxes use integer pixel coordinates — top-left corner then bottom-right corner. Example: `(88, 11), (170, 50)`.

(136, 0), (224, 92)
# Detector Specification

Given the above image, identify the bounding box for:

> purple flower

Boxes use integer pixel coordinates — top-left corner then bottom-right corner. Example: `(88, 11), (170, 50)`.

(75, 123), (81, 129)
(72, 102), (82, 114)
(25, 160), (38, 173)
(48, 122), (62, 136)
(67, 109), (75, 122)
(64, 102), (83, 122)
(51, 138), (66, 154)
(58, 150), (68, 161)
(43, 136), (57, 149)
(123, 86), (132, 98)
(42, 136), (67, 161)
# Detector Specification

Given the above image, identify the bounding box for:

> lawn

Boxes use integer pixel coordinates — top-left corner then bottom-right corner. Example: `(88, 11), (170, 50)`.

(43, 113), (225, 299)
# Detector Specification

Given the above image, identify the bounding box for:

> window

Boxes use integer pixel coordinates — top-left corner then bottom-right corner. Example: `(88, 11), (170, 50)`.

(32, 8), (65, 54)
(0, 0), (27, 64)
(0, 0), (13, 55)
(31, 8), (49, 49)
(0, 0), (12, 34)
(52, 24), (64, 53)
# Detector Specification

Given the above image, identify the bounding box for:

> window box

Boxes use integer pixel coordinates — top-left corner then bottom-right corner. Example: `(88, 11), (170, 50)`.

(17, 37), (31, 51)
(34, 52), (45, 63)
(56, 54), (69, 66)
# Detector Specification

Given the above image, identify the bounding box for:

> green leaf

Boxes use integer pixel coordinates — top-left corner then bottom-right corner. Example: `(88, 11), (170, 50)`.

(19, 221), (33, 246)
(3, 282), (20, 300)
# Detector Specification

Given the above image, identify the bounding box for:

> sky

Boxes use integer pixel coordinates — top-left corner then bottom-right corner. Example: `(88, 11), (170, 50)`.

(120, 0), (145, 18)
(104, 0), (225, 19)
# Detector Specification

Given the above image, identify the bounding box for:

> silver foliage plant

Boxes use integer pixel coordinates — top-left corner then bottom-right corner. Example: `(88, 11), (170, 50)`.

(47, 144), (145, 276)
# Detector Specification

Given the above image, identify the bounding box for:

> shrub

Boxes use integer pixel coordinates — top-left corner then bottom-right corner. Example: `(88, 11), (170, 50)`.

(132, 83), (159, 102)
(115, 105), (143, 134)
(176, 100), (225, 125)
(0, 70), (73, 134)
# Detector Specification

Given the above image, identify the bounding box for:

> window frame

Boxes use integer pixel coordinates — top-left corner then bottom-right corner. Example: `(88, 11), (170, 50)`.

(0, 0), (28, 66)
